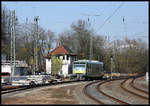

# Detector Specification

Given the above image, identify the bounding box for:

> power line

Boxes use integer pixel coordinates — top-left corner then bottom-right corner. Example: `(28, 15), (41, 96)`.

(82, 13), (101, 17)
(96, 2), (125, 33)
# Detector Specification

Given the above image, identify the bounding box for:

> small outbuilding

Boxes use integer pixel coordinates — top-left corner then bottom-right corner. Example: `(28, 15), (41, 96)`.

(45, 45), (77, 77)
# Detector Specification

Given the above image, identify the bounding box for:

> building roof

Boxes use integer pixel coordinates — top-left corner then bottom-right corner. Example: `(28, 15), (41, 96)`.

(46, 45), (76, 58)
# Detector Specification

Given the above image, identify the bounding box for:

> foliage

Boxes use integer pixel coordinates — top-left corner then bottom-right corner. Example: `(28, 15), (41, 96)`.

(112, 38), (148, 74)
(51, 55), (63, 75)
(58, 19), (105, 61)
(1, 6), (11, 59)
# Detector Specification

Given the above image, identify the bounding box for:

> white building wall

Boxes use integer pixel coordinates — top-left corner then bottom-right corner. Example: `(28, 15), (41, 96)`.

(61, 55), (70, 76)
(1, 65), (11, 73)
(46, 58), (51, 74)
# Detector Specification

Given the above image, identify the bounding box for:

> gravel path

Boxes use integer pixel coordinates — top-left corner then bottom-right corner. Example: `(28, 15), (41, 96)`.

(100, 79), (148, 104)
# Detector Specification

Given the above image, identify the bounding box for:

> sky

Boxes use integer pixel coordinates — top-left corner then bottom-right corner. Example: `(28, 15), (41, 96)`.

(2, 1), (149, 44)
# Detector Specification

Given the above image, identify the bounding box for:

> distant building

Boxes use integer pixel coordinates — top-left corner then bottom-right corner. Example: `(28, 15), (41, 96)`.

(45, 45), (77, 77)
(104, 42), (137, 51)
(1, 60), (28, 76)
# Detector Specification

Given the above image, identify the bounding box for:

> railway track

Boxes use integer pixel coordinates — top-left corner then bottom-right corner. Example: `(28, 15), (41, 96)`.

(3, 76), (148, 104)
(120, 78), (149, 101)
(2, 80), (84, 95)
(2, 86), (30, 94)
(83, 78), (129, 104)
(130, 78), (148, 94)
(83, 76), (148, 104)
(83, 80), (104, 104)
(96, 79), (128, 105)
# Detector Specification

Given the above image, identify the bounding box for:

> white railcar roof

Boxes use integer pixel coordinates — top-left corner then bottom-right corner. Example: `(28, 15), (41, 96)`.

(74, 60), (103, 65)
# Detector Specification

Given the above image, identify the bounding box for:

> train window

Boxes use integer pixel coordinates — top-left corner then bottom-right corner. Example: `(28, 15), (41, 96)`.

(89, 64), (91, 72)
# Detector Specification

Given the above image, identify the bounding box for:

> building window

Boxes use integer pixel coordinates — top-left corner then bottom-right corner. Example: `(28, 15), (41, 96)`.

(67, 55), (69, 60)
(48, 59), (50, 61)
(63, 56), (65, 60)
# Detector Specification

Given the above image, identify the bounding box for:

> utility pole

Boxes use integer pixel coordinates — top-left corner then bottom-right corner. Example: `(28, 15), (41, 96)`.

(33, 16), (39, 74)
(110, 41), (115, 80)
(110, 38), (118, 79)
(88, 18), (93, 60)
(82, 13), (101, 60)
(112, 42), (115, 78)
(10, 10), (16, 77)
(113, 41), (115, 72)
(110, 56), (113, 79)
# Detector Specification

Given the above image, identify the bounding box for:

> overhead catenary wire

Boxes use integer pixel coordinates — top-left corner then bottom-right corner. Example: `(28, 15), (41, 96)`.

(94, 2), (125, 75)
(96, 2), (125, 33)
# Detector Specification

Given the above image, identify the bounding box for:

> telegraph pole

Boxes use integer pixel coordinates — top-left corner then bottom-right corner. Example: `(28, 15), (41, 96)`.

(10, 10), (16, 76)
(112, 43), (115, 79)
(33, 16), (39, 74)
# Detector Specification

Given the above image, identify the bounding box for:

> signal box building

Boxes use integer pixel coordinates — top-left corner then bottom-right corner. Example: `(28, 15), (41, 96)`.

(45, 45), (77, 77)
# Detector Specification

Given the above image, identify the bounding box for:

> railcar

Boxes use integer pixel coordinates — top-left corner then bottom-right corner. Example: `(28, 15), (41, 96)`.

(72, 60), (104, 80)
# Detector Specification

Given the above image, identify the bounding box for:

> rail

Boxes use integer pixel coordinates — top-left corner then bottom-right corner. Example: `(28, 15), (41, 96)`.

(83, 80), (104, 104)
(2, 79), (84, 95)
(96, 79), (129, 104)
(120, 77), (148, 100)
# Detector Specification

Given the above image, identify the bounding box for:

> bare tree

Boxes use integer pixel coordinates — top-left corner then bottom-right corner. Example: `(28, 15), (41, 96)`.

(17, 22), (56, 72)
(1, 5), (11, 59)
(111, 38), (148, 74)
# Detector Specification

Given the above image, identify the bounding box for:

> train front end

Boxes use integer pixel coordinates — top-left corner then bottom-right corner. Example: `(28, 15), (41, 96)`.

(72, 61), (86, 79)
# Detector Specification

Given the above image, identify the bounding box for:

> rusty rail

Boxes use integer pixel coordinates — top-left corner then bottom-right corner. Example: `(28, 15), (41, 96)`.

(96, 80), (129, 105)
(83, 81), (104, 104)
(120, 78), (148, 100)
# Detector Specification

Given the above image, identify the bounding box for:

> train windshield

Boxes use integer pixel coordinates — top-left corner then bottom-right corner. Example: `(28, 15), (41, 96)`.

(73, 64), (86, 70)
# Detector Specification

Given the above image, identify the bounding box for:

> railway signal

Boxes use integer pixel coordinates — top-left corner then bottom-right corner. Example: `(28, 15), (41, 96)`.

(110, 55), (115, 80)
